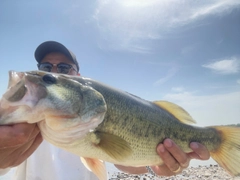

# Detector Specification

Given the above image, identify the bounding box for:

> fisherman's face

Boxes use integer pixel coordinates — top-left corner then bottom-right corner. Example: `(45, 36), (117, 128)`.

(39, 52), (79, 76)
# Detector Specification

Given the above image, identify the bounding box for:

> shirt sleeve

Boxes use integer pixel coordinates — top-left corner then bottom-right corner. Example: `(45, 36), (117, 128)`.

(0, 168), (11, 176)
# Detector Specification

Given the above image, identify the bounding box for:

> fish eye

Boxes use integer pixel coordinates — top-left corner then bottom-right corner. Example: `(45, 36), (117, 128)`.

(42, 74), (57, 84)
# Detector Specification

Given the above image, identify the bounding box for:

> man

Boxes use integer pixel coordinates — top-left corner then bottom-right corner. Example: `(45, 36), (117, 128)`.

(0, 41), (210, 179)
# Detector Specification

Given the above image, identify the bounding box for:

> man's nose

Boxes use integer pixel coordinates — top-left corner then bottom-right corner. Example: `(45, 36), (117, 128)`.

(51, 65), (58, 73)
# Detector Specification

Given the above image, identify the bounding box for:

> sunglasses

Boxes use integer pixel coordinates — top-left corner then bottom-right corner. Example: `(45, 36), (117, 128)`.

(38, 62), (77, 74)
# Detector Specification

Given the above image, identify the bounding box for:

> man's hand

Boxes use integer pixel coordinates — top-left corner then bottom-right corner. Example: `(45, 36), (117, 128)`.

(115, 138), (210, 176)
(0, 123), (43, 169)
(151, 138), (210, 176)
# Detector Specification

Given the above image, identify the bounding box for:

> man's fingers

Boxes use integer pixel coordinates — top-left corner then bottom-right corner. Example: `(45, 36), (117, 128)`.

(162, 139), (190, 168)
(0, 123), (40, 148)
(157, 142), (181, 173)
(12, 123), (40, 143)
(0, 132), (42, 168)
(153, 139), (210, 177)
(0, 123), (42, 168)
(189, 142), (210, 160)
(11, 133), (43, 167)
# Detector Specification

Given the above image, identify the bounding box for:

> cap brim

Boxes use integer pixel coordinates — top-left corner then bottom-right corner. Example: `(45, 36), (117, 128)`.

(35, 41), (73, 63)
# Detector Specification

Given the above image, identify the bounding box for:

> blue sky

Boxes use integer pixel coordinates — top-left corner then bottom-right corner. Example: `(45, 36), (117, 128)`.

(0, 0), (240, 127)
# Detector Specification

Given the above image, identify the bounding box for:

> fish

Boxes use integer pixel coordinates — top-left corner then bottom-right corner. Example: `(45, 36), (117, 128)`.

(0, 70), (240, 180)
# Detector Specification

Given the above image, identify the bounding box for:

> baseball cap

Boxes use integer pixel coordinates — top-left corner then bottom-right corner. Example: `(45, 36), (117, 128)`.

(34, 41), (79, 72)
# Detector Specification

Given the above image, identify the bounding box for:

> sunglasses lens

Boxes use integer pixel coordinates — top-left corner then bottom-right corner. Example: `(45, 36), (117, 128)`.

(57, 63), (72, 74)
(38, 63), (52, 72)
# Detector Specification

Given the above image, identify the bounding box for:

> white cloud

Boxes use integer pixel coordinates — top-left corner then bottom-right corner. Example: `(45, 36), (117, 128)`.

(154, 67), (178, 86)
(163, 91), (240, 126)
(202, 58), (240, 74)
(237, 79), (240, 85)
(171, 86), (185, 92)
(94, 0), (240, 51)
(190, 0), (238, 20)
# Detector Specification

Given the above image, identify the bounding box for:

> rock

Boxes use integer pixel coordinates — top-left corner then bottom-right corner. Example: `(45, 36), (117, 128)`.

(204, 170), (211, 177)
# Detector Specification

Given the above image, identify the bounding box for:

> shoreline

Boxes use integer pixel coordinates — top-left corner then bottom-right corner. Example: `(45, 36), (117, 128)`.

(108, 164), (239, 180)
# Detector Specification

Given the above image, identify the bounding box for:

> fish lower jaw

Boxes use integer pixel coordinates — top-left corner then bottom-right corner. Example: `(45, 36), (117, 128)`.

(37, 121), (89, 145)
(37, 114), (104, 145)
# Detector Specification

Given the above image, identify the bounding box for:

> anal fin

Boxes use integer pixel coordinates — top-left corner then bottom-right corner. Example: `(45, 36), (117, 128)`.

(80, 157), (107, 180)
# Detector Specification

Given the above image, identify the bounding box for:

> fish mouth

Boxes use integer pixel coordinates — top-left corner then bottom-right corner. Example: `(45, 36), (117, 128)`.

(7, 71), (24, 88)
(4, 80), (27, 102)
(3, 71), (26, 102)
(0, 71), (48, 125)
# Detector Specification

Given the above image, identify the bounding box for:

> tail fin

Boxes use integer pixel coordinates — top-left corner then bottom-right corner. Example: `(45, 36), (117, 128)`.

(210, 126), (240, 176)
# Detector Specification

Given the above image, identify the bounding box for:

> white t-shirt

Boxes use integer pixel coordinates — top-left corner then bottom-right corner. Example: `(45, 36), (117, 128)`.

(3, 140), (99, 180)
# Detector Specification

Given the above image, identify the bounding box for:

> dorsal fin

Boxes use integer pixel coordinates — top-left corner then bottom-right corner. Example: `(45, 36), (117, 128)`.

(153, 101), (196, 124)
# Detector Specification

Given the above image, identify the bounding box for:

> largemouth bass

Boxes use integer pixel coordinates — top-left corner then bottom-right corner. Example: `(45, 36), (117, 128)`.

(0, 70), (239, 180)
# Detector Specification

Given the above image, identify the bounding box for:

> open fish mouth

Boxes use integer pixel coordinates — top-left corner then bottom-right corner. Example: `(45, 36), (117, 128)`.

(4, 79), (27, 102)
(1, 71), (26, 104)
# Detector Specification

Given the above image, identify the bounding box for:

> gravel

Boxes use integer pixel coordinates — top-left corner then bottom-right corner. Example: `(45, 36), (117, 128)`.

(108, 164), (240, 180)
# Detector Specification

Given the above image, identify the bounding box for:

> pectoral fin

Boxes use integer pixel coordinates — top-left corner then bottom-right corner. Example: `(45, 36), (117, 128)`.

(90, 131), (132, 161)
(154, 101), (196, 124)
(80, 157), (107, 180)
